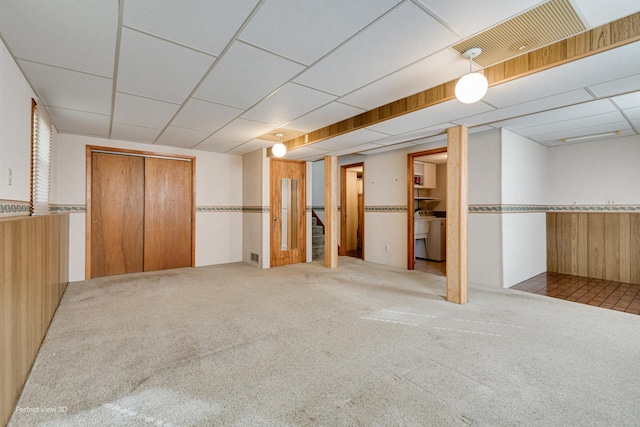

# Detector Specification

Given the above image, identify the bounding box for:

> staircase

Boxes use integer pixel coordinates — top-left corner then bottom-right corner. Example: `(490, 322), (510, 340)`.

(312, 215), (325, 260)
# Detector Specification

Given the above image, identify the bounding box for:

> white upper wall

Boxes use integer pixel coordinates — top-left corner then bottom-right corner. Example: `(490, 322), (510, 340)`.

(500, 129), (547, 287)
(468, 128), (501, 205)
(501, 129), (547, 205)
(0, 39), (38, 202)
(52, 133), (243, 206)
(547, 135), (640, 205)
(242, 148), (265, 207)
(468, 129), (503, 287)
(357, 153), (401, 206)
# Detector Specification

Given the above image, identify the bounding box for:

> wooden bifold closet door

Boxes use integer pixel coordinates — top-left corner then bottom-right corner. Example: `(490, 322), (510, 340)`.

(90, 151), (193, 278)
(143, 157), (192, 272)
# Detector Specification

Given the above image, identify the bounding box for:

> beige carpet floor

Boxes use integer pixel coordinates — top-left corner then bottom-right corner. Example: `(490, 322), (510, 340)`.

(9, 257), (640, 426)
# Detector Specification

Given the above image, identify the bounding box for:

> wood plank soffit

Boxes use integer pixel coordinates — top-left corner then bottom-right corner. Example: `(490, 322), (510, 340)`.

(284, 12), (640, 152)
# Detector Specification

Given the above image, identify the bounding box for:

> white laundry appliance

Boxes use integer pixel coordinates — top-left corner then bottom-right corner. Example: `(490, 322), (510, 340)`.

(414, 210), (435, 259)
(426, 218), (446, 261)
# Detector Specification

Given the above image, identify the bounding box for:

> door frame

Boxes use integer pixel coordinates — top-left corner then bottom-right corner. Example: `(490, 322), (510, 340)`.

(407, 147), (447, 270)
(270, 158), (307, 267)
(340, 162), (364, 259)
(85, 145), (196, 279)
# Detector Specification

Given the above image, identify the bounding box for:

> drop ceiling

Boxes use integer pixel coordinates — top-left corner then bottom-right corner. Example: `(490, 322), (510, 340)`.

(0, 0), (639, 160)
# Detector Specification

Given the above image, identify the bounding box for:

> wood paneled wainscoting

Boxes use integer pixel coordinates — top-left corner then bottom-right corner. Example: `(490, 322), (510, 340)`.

(547, 212), (640, 285)
(0, 214), (69, 426)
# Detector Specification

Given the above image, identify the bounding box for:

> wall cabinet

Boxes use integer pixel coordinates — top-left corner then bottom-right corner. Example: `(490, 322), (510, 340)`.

(414, 161), (436, 189)
(413, 161), (439, 207)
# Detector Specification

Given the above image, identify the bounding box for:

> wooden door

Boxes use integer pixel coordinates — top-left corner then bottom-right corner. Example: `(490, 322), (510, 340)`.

(91, 153), (144, 277)
(340, 163), (364, 259)
(143, 157), (193, 271)
(271, 159), (306, 267)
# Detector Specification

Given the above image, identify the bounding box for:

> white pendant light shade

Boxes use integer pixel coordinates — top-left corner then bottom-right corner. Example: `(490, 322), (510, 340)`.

(272, 133), (286, 157)
(455, 47), (488, 104)
(272, 142), (286, 157)
(455, 72), (488, 104)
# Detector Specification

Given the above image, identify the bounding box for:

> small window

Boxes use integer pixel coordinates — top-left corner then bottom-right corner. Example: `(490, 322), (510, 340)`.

(31, 99), (52, 215)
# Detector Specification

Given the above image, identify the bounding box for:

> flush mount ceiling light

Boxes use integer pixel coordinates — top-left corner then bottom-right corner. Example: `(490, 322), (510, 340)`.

(272, 133), (286, 157)
(455, 48), (488, 104)
(562, 130), (621, 143)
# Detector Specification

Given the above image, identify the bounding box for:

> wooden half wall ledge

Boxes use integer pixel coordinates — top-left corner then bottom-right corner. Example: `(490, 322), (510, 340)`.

(283, 12), (640, 152)
(0, 214), (70, 426)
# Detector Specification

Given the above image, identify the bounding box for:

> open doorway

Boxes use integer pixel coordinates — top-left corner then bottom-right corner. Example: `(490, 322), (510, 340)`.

(408, 148), (447, 273)
(340, 163), (364, 260)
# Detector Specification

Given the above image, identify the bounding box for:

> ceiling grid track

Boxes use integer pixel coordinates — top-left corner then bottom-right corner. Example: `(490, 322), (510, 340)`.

(283, 11), (640, 153)
(151, 0), (269, 147)
(107, 0), (125, 139)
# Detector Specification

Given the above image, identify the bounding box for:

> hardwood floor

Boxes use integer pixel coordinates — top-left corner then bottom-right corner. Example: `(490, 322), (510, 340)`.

(415, 259), (446, 277)
(511, 272), (640, 315)
(346, 248), (363, 259)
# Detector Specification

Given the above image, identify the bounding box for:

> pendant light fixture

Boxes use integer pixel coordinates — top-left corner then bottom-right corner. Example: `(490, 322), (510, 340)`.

(272, 133), (286, 157)
(455, 48), (488, 104)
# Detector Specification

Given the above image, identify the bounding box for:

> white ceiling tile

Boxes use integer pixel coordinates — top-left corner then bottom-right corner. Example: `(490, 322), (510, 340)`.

(293, 2), (459, 96)
(470, 125), (496, 135)
(111, 123), (162, 144)
(284, 146), (330, 161)
(493, 99), (618, 130)
(532, 121), (634, 145)
(171, 99), (242, 133)
(194, 137), (242, 153)
(484, 41), (640, 107)
(113, 93), (180, 129)
(117, 28), (216, 104)
(340, 49), (472, 110)
(611, 91), (640, 110)
(589, 74), (640, 98)
(285, 102), (365, 133)
(48, 107), (110, 137)
(226, 139), (273, 155)
(195, 42), (305, 109)
(517, 112), (628, 139)
(238, 0), (401, 65)
(330, 143), (383, 157)
(19, 60), (112, 114)
(367, 99), (493, 135)
(462, 89), (595, 127)
(572, 0), (640, 27)
(311, 129), (389, 151)
(0, 0), (117, 76)
(624, 106), (640, 120)
(241, 83), (337, 125)
(413, 133), (448, 146)
(360, 141), (420, 155)
(155, 126), (210, 148)
(212, 119), (278, 142)
(368, 123), (454, 145)
(123, 0), (259, 56)
(414, 0), (543, 37)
